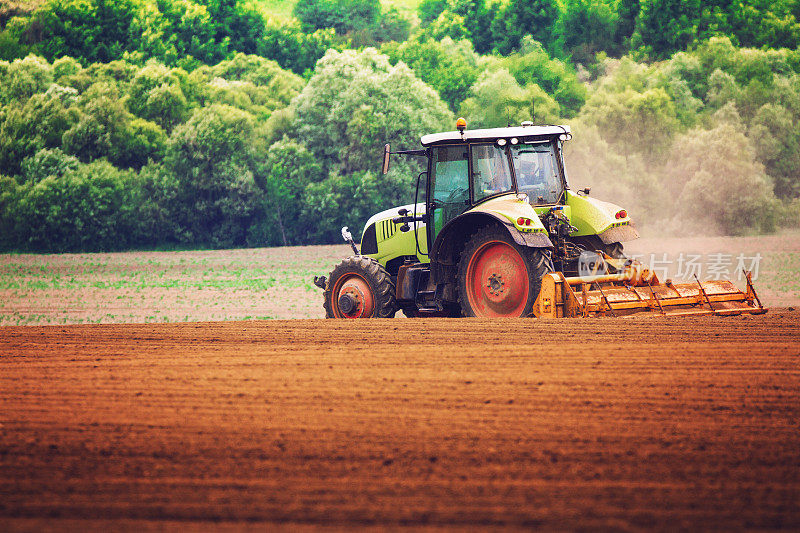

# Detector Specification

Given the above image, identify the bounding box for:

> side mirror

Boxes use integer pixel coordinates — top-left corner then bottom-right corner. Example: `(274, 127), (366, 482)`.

(382, 143), (391, 175)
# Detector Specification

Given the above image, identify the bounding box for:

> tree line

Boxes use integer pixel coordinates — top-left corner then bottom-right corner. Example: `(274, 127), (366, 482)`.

(0, 0), (799, 252)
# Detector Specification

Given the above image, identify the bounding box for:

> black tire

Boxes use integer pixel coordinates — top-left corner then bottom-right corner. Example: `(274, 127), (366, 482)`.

(324, 256), (397, 319)
(457, 226), (552, 318)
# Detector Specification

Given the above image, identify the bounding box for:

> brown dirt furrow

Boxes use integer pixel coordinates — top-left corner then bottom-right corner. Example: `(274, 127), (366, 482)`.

(1, 310), (800, 531)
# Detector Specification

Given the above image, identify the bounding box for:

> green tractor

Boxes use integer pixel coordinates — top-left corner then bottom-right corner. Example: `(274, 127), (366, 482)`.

(314, 118), (642, 318)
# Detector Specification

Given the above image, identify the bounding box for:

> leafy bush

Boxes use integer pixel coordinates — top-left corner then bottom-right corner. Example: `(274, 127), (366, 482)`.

(256, 22), (336, 76)
(164, 103), (261, 247)
(293, 0), (381, 35)
(20, 147), (79, 184)
(501, 38), (587, 117)
(14, 160), (145, 252)
(460, 68), (560, 127)
(382, 36), (482, 111)
(672, 117), (779, 235)
(292, 48), (452, 175)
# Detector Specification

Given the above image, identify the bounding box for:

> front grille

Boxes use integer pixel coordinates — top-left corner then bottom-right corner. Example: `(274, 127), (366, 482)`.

(380, 219), (396, 241)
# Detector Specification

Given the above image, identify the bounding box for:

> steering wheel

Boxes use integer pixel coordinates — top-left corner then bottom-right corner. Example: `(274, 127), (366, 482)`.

(445, 187), (469, 204)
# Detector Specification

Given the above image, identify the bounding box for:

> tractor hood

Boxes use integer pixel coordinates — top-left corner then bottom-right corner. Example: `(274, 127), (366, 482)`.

(363, 203), (425, 232)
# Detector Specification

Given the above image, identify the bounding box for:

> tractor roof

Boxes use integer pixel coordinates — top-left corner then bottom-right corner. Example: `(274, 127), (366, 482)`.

(420, 124), (571, 146)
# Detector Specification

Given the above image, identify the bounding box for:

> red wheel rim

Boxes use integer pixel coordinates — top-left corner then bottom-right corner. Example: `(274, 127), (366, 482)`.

(466, 240), (529, 317)
(332, 274), (375, 318)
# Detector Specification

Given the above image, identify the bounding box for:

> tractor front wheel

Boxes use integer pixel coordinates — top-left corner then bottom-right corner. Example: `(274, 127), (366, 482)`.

(457, 227), (551, 318)
(324, 256), (397, 319)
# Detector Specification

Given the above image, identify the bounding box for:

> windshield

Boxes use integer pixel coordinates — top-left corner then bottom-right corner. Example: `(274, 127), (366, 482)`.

(471, 143), (514, 202)
(511, 141), (563, 205)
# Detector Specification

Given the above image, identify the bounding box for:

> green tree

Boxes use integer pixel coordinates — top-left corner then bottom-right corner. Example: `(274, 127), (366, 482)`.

(451, 0), (494, 54)
(129, 62), (189, 130)
(0, 16), (30, 62)
(20, 147), (79, 184)
(52, 55), (82, 82)
(418, 0), (449, 25)
(579, 85), (680, 160)
(302, 170), (385, 243)
(557, 0), (621, 64)
(14, 160), (144, 251)
(29, 0), (140, 63)
(0, 174), (22, 250)
(205, 53), (304, 110)
(62, 82), (165, 169)
(293, 0), (381, 35)
(132, 0), (221, 67)
(372, 8), (411, 44)
(382, 36), (482, 111)
(164, 103), (261, 247)
(418, 10), (470, 41)
(615, 0), (640, 46)
(0, 91), (79, 176)
(633, 0), (701, 59)
(0, 55), (53, 104)
(750, 102), (800, 198)
(671, 116), (778, 234)
(459, 68), (561, 127)
(292, 48), (452, 175)
(255, 23), (336, 76)
(490, 0), (559, 55)
(501, 37), (587, 117)
(250, 138), (324, 246)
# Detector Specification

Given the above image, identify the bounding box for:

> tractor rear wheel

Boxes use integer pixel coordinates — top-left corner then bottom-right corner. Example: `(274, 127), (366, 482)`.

(324, 256), (397, 319)
(457, 227), (552, 318)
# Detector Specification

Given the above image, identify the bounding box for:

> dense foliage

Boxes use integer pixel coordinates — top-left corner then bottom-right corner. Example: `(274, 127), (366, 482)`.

(0, 0), (799, 252)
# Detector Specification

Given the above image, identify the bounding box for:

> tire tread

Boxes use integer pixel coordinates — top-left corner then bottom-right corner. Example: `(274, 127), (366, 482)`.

(456, 226), (552, 317)
(323, 256), (397, 318)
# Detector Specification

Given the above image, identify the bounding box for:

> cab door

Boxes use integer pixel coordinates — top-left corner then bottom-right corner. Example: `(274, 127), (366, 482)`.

(428, 145), (470, 247)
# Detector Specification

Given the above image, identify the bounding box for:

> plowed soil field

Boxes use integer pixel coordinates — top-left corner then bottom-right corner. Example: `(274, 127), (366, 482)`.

(2, 311), (800, 531)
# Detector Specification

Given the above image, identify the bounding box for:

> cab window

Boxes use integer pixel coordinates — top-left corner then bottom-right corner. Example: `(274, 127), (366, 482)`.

(429, 145), (469, 243)
(471, 143), (514, 203)
(511, 142), (563, 205)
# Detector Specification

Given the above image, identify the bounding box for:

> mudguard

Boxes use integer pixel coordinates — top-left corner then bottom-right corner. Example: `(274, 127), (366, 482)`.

(565, 190), (638, 243)
(430, 198), (553, 263)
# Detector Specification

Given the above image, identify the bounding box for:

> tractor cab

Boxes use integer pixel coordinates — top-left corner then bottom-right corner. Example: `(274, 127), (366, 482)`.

(415, 122), (573, 249)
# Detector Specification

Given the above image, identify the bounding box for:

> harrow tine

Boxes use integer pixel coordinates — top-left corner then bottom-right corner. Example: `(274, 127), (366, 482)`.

(744, 270), (764, 310)
(694, 274), (715, 312)
(646, 276), (666, 315)
(593, 282), (616, 317)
